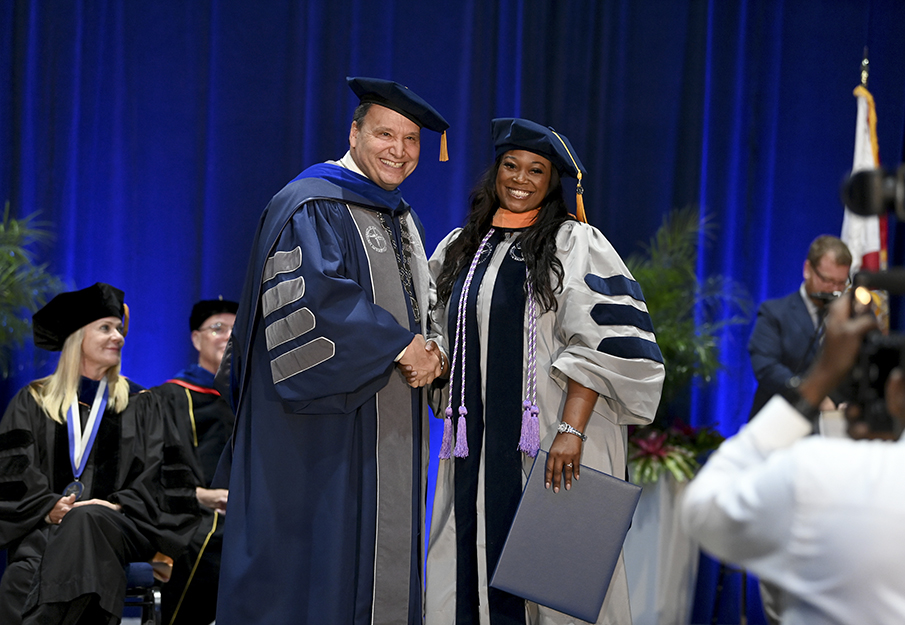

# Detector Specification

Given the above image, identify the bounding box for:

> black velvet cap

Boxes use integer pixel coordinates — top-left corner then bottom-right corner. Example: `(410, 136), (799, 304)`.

(190, 298), (239, 331)
(347, 76), (450, 133)
(33, 282), (125, 351)
(491, 118), (585, 178)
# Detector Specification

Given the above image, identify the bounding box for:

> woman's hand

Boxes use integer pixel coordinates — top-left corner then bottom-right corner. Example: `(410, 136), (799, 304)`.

(72, 498), (122, 512)
(545, 432), (583, 493)
(197, 487), (228, 514)
(545, 379), (597, 493)
(398, 335), (444, 388)
(44, 493), (77, 524)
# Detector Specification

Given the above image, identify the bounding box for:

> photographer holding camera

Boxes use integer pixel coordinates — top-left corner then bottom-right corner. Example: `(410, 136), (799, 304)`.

(747, 235), (852, 419)
(681, 292), (905, 624)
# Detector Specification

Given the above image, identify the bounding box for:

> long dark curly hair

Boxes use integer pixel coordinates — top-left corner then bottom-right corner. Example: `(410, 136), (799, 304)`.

(434, 155), (574, 312)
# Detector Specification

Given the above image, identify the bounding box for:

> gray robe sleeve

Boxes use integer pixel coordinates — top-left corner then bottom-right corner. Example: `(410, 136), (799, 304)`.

(550, 221), (665, 425)
(426, 228), (461, 417)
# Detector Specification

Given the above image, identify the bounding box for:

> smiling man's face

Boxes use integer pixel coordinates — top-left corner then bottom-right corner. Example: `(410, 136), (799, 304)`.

(349, 104), (421, 191)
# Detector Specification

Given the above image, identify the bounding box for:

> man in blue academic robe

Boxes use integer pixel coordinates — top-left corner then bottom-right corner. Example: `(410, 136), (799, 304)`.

(216, 77), (449, 625)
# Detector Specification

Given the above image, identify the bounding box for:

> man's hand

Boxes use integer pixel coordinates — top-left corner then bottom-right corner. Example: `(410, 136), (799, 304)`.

(799, 293), (877, 406)
(398, 334), (443, 388)
(197, 487), (228, 514)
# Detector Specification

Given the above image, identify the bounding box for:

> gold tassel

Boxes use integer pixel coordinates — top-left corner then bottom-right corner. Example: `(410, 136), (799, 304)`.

(122, 303), (130, 337)
(550, 130), (587, 222)
(439, 130), (449, 162)
(575, 173), (587, 223)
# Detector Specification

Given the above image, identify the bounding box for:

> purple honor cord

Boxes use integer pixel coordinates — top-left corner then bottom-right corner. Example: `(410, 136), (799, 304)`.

(439, 228), (541, 459)
(440, 229), (495, 459)
(67, 377), (109, 480)
(518, 279), (541, 457)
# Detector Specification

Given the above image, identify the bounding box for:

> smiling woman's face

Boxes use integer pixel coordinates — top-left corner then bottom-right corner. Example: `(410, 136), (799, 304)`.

(495, 150), (553, 213)
(80, 316), (124, 379)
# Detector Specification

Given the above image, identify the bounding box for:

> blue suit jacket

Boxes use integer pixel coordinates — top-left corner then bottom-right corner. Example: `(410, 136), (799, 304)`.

(747, 290), (821, 417)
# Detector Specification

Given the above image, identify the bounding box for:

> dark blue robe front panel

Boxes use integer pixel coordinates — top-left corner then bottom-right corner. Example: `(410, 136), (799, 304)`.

(449, 229), (528, 625)
(218, 180), (425, 625)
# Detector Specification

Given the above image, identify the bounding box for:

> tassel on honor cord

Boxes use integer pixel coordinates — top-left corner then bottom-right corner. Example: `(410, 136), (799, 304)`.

(439, 229), (495, 459)
(518, 278), (540, 456)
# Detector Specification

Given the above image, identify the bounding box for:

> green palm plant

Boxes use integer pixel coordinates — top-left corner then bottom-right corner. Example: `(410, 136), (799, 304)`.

(625, 206), (752, 482)
(0, 201), (67, 378)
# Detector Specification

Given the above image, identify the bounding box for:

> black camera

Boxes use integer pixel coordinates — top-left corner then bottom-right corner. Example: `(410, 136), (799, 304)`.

(846, 331), (904, 432)
(838, 169), (905, 433)
(834, 169), (905, 432)
(839, 271), (905, 433)
(841, 164), (905, 219)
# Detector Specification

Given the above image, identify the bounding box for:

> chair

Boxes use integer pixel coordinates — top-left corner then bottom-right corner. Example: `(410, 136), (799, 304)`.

(123, 562), (161, 625)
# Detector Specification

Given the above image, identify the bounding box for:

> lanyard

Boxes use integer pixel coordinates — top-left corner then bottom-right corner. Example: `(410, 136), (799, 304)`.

(67, 377), (109, 480)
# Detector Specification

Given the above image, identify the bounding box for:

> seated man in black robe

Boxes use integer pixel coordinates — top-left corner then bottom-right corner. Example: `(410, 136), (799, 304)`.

(154, 298), (237, 625)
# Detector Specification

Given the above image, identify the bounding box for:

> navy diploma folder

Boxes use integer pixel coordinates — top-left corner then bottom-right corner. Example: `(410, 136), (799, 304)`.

(489, 451), (642, 622)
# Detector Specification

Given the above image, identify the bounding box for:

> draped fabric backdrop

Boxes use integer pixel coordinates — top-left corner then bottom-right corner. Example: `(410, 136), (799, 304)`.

(3, 1), (905, 622)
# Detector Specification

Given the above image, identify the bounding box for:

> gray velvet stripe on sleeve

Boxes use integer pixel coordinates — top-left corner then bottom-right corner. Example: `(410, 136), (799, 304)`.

(263, 246), (302, 283)
(262, 277), (306, 317)
(265, 308), (316, 350)
(270, 337), (336, 383)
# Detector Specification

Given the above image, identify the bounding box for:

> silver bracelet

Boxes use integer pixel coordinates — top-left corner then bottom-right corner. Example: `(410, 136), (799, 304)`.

(557, 422), (587, 441)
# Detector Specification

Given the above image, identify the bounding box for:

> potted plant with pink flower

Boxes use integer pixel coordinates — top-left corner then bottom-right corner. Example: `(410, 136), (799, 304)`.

(624, 206), (750, 484)
(622, 207), (751, 624)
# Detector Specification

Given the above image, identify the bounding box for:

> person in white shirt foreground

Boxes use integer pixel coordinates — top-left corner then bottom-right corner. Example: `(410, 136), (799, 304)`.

(680, 292), (905, 624)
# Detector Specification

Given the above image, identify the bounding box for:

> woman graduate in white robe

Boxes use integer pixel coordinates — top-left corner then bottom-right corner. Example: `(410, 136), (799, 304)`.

(0, 283), (198, 625)
(425, 119), (665, 625)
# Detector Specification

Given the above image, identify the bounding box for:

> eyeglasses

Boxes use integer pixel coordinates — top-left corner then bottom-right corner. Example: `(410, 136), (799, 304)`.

(198, 322), (233, 337)
(811, 264), (851, 290)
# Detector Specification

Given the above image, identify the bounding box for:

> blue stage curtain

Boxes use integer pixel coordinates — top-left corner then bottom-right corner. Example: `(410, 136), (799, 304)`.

(3, 2), (905, 621)
(4, 0), (905, 427)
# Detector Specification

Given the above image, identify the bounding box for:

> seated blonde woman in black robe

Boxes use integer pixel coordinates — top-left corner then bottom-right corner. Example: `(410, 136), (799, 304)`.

(0, 282), (199, 625)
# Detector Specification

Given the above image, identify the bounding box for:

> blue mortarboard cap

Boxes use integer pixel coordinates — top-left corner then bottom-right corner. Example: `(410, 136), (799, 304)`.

(32, 282), (127, 351)
(348, 77), (449, 133)
(492, 118), (588, 222)
(492, 118), (585, 177)
(348, 76), (450, 161)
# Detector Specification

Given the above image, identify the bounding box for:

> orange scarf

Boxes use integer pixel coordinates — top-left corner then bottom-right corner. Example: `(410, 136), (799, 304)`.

(491, 207), (540, 228)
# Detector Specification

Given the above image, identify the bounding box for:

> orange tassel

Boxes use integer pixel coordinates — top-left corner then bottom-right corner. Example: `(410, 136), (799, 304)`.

(575, 193), (587, 223)
(122, 303), (131, 337)
(575, 173), (587, 223)
(439, 130), (449, 162)
(550, 129), (586, 221)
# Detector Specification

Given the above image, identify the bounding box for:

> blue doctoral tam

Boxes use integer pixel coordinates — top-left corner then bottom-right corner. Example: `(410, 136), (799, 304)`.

(347, 76), (449, 133)
(492, 117), (585, 178)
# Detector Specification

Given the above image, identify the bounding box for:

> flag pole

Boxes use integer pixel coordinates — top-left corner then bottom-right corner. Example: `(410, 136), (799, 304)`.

(861, 46), (869, 87)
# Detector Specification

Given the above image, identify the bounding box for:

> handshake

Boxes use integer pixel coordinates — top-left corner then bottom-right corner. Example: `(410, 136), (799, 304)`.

(398, 334), (447, 388)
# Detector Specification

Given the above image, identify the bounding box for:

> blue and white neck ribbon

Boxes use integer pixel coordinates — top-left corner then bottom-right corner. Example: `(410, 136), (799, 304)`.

(67, 377), (109, 480)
